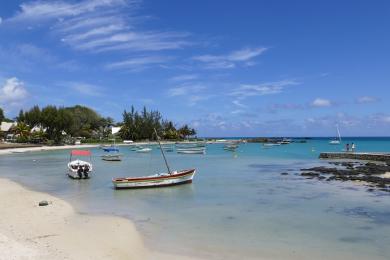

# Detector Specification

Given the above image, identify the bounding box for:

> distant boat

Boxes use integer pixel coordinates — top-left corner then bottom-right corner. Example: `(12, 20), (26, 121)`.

(223, 143), (238, 151)
(263, 143), (281, 147)
(112, 129), (196, 189)
(329, 125), (342, 145)
(136, 147), (152, 153)
(176, 143), (206, 149)
(67, 150), (93, 179)
(158, 145), (174, 152)
(177, 149), (206, 154)
(102, 139), (122, 161)
(279, 138), (292, 145)
(176, 147), (205, 152)
(102, 147), (119, 152)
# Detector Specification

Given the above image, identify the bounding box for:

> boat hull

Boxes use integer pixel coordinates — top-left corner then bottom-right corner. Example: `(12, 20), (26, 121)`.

(112, 169), (196, 189)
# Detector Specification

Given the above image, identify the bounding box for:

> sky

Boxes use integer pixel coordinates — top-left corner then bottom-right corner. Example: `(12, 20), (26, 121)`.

(0, 0), (389, 137)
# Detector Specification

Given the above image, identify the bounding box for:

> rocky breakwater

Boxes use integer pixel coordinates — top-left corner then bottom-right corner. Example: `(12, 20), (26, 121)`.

(300, 161), (390, 192)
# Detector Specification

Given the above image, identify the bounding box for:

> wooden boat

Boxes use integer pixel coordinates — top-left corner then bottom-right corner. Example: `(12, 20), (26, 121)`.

(112, 169), (196, 188)
(68, 150), (93, 179)
(112, 129), (196, 189)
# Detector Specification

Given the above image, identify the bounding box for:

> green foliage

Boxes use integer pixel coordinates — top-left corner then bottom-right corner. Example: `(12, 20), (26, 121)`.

(65, 105), (101, 138)
(119, 106), (196, 141)
(0, 107), (4, 123)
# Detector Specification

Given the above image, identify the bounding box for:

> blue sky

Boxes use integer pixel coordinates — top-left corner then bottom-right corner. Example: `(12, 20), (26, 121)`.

(0, 0), (389, 137)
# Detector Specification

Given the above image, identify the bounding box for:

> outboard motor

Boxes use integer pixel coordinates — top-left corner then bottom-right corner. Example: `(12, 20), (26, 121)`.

(77, 166), (83, 179)
(83, 165), (90, 179)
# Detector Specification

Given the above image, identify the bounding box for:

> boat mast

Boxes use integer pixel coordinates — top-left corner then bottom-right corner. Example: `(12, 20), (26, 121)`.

(154, 128), (171, 174)
(336, 124), (341, 142)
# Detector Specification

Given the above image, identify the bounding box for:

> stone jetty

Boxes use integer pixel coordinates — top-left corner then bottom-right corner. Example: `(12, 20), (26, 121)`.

(319, 152), (390, 162)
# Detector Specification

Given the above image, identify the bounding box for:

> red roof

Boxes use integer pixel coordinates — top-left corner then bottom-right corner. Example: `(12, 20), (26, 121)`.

(71, 150), (91, 156)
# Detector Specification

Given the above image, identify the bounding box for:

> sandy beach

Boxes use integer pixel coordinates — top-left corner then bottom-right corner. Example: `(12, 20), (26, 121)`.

(0, 178), (199, 260)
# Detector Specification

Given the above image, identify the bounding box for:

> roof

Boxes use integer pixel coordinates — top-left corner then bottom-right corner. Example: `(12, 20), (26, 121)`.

(0, 122), (17, 132)
(71, 150), (92, 156)
(111, 126), (121, 135)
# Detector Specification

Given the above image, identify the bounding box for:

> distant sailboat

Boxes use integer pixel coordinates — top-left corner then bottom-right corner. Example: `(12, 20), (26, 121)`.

(329, 125), (341, 145)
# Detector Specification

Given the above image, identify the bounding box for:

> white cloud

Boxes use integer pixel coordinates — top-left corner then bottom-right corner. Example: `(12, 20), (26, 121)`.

(8, 0), (190, 53)
(64, 82), (103, 96)
(356, 96), (379, 104)
(0, 17), (2, 25)
(8, 0), (129, 22)
(167, 84), (206, 97)
(0, 77), (28, 105)
(311, 98), (332, 107)
(232, 100), (248, 108)
(193, 47), (267, 69)
(105, 56), (171, 70)
(229, 80), (299, 99)
(170, 74), (198, 82)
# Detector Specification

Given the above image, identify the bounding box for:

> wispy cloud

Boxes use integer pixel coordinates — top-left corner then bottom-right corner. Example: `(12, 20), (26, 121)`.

(167, 84), (206, 97)
(170, 74), (198, 82)
(105, 56), (171, 71)
(355, 96), (379, 104)
(229, 80), (299, 99)
(62, 82), (104, 97)
(311, 98), (332, 107)
(0, 77), (28, 106)
(193, 47), (267, 69)
(7, 0), (191, 54)
(8, 0), (130, 22)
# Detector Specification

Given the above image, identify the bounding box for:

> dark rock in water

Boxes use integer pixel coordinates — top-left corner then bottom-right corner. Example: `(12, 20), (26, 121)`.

(39, 200), (49, 206)
(301, 172), (320, 177)
(280, 172), (289, 175)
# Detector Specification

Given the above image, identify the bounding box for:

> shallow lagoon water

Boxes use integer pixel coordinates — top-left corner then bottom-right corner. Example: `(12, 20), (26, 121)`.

(1, 138), (390, 259)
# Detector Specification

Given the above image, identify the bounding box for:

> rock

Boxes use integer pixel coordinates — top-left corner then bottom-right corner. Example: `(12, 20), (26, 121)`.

(39, 200), (49, 207)
(280, 172), (289, 175)
(301, 172), (320, 177)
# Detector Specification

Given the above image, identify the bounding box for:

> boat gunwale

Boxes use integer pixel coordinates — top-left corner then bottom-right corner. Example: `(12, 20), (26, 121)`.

(112, 169), (195, 182)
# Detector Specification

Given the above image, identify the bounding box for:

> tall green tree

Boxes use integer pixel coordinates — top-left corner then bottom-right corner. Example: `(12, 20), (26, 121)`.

(0, 108), (4, 123)
(65, 105), (103, 138)
(24, 105), (41, 129)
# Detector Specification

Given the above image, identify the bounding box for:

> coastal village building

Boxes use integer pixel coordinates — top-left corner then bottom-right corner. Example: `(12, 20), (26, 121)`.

(0, 121), (17, 142)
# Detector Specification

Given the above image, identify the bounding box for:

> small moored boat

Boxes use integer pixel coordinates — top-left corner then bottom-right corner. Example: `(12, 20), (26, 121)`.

(112, 169), (196, 188)
(113, 129), (197, 189)
(136, 147), (152, 153)
(68, 150), (93, 179)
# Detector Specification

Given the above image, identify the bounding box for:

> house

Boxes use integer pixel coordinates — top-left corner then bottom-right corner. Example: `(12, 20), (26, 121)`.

(0, 121), (17, 142)
(111, 126), (121, 135)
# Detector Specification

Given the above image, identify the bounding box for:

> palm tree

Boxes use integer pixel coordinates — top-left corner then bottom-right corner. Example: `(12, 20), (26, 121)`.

(13, 122), (30, 142)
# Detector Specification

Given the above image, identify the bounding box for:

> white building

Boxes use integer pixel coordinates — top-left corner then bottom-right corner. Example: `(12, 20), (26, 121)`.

(111, 126), (121, 135)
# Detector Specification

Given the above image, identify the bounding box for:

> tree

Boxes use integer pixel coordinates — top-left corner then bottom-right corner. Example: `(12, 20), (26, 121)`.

(17, 109), (25, 123)
(0, 108), (4, 123)
(119, 106), (197, 141)
(40, 106), (73, 144)
(13, 122), (30, 143)
(65, 105), (103, 138)
(24, 105), (41, 129)
(178, 124), (192, 139)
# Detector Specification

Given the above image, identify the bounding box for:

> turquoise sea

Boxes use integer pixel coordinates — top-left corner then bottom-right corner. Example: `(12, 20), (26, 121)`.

(1, 138), (390, 259)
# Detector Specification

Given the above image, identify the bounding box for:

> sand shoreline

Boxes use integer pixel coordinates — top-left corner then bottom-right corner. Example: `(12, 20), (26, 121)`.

(0, 178), (199, 260)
